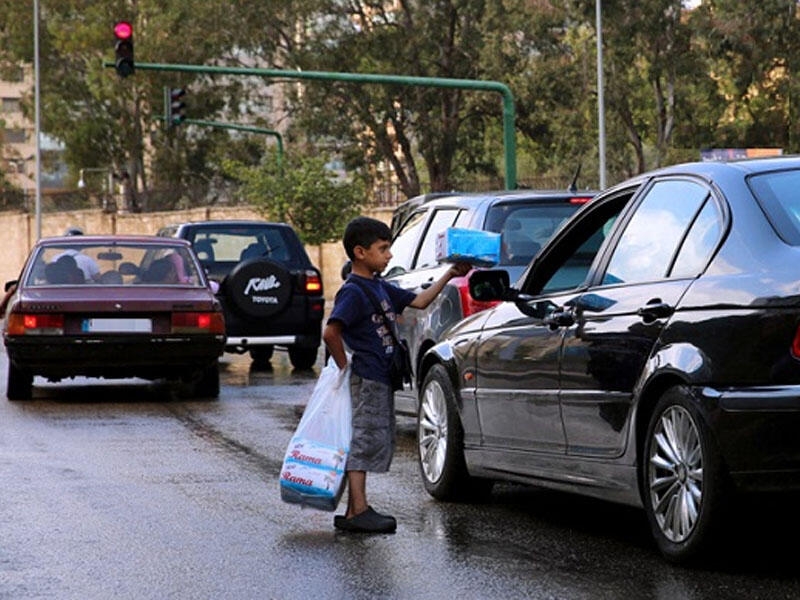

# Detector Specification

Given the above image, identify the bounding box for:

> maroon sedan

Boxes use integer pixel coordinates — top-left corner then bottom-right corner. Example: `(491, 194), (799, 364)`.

(2, 235), (225, 400)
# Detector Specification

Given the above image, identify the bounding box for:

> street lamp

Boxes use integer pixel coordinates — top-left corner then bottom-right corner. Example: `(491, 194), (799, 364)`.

(77, 168), (115, 210)
(596, 0), (607, 189)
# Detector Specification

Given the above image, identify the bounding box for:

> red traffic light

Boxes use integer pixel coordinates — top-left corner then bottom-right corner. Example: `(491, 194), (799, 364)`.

(114, 21), (133, 40)
(113, 21), (134, 78)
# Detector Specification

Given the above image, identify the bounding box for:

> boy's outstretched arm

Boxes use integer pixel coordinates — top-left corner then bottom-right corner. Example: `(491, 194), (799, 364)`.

(323, 320), (348, 370)
(409, 262), (472, 309)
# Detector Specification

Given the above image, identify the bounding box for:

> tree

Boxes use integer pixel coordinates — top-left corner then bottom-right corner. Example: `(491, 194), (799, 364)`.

(224, 151), (364, 246)
(0, 0), (290, 207)
(273, 0), (572, 196)
(690, 0), (800, 151)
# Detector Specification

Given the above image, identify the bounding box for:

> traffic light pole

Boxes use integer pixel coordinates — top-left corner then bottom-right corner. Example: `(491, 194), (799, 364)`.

(105, 61), (517, 190)
(182, 119), (284, 170)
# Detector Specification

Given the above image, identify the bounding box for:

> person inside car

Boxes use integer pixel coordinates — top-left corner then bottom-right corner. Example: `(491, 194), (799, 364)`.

(53, 227), (101, 283)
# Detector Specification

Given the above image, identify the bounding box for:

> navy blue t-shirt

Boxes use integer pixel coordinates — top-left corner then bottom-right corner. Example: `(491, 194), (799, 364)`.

(328, 275), (416, 385)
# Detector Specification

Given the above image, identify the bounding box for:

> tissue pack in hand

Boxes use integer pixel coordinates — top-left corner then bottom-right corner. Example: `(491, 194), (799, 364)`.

(435, 228), (501, 267)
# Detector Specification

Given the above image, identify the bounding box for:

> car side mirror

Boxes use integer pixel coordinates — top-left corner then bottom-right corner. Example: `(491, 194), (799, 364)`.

(469, 269), (534, 303)
(4, 279), (18, 292)
(383, 265), (406, 279)
(469, 269), (511, 301)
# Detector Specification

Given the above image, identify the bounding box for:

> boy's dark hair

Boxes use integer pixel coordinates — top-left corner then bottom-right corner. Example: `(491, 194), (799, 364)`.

(343, 216), (392, 260)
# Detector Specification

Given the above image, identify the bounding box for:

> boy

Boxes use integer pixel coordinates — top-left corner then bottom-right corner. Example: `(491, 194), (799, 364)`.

(323, 216), (470, 533)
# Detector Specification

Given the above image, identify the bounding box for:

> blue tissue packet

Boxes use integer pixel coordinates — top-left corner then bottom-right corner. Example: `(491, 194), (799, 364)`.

(435, 228), (501, 268)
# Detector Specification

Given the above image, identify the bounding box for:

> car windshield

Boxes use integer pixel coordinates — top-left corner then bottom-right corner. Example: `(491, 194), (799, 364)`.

(26, 242), (204, 287)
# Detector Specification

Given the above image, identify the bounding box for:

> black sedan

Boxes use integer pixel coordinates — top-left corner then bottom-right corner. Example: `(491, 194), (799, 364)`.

(3, 235), (226, 400)
(416, 156), (800, 563)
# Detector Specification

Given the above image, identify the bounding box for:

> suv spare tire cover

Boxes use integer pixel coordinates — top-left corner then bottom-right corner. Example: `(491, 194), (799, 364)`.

(224, 258), (293, 318)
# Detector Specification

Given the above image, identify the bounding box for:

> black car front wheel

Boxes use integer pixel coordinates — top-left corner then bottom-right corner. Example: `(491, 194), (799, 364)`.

(417, 364), (492, 500)
(643, 385), (729, 563)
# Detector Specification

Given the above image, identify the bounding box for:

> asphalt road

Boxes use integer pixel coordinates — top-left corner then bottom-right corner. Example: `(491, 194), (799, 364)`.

(1, 348), (799, 600)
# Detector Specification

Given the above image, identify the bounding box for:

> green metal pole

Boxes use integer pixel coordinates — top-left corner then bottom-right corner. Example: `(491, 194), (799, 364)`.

(107, 61), (517, 189)
(181, 119), (283, 169)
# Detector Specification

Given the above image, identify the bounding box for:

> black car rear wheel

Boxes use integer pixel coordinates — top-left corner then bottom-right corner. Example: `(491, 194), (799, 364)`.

(249, 346), (274, 366)
(643, 385), (729, 563)
(7, 363), (32, 400)
(288, 346), (318, 370)
(177, 363), (220, 399)
(417, 364), (492, 500)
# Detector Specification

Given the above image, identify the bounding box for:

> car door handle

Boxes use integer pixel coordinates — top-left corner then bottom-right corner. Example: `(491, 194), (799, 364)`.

(420, 279), (433, 289)
(637, 300), (674, 323)
(544, 310), (574, 330)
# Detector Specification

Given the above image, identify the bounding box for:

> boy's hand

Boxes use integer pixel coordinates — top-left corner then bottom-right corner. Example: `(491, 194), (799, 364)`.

(447, 261), (472, 278)
(411, 261), (473, 309)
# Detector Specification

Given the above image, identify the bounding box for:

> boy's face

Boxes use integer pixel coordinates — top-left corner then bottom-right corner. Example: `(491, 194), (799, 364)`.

(353, 239), (392, 274)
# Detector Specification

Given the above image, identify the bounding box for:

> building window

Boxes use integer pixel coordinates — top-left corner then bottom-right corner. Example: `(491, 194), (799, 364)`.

(3, 128), (27, 143)
(1, 98), (20, 113)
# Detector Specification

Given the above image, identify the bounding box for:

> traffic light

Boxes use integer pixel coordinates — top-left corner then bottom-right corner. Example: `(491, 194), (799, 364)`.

(113, 21), (134, 78)
(166, 87), (186, 127)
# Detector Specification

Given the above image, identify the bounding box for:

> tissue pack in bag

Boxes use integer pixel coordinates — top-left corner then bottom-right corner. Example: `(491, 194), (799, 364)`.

(280, 460), (345, 511)
(279, 357), (351, 512)
(284, 438), (347, 470)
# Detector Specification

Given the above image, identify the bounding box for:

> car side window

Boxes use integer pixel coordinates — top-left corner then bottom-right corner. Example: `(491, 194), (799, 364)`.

(527, 191), (635, 295)
(602, 180), (709, 285)
(670, 198), (723, 278)
(386, 210), (428, 274)
(414, 208), (462, 269)
(540, 214), (619, 293)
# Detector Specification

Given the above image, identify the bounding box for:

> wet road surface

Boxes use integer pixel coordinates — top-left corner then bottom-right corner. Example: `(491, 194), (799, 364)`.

(1, 349), (799, 599)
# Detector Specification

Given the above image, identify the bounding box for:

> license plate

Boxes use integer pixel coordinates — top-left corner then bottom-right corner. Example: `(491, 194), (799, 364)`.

(81, 318), (152, 333)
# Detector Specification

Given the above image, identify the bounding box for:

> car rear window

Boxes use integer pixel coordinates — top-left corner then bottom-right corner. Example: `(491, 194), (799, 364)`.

(748, 169), (800, 245)
(485, 203), (582, 266)
(26, 243), (204, 287)
(188, 226), (308, 270)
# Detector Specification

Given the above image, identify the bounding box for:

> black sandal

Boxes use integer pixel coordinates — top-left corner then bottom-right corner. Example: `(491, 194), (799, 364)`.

(334, 506), (396, 533)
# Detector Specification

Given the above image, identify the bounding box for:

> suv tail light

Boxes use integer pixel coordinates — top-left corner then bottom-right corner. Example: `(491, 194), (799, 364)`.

(6, 313), (64, 335)
(301, 270), (323, 295)
(171, 311), (225, 334)
(452, 273), (500, 318)
(791, 326), (800, 359)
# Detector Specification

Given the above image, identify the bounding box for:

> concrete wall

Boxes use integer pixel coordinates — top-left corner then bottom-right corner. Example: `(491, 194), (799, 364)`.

(0, 206), (393, 301)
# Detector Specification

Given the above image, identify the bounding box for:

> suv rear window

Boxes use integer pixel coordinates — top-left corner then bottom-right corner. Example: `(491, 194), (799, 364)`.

(188, 226), (307, 269)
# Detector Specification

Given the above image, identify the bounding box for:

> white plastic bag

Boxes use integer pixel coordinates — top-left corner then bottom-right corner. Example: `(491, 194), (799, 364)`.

(279, 357), (351, 511)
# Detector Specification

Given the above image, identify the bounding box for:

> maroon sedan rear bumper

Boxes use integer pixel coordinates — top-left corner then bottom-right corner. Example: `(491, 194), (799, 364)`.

(5, 334), (225, 381)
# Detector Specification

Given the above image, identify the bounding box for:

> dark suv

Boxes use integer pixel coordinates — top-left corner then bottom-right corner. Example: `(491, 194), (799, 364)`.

(386, 189), (596, 414)
(158, 220), (324, 369)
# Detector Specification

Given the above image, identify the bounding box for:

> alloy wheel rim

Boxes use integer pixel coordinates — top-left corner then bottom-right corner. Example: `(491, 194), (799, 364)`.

(648, 405), (704, 543)
(418, 380), (448, 483)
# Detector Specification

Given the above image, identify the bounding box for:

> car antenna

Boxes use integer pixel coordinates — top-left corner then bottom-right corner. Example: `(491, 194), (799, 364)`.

(568, 163), (582, 193)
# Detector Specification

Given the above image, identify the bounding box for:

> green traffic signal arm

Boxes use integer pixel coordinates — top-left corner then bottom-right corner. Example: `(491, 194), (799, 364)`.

(106, 61), (517, 189)
(183, 119), (283, 169)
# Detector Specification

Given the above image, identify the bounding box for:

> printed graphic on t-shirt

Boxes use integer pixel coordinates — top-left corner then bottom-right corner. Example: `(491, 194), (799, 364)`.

(371, 298), (396, 355)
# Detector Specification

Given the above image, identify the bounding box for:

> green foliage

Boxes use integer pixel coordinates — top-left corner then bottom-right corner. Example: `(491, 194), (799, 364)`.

(281, 0), (555, 195)
(2, 0), (800, 205)
(224, 151), (364, 246)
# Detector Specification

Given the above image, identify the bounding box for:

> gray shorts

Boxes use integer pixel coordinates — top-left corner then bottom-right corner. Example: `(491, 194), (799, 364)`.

(347, 374), (395, 472)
